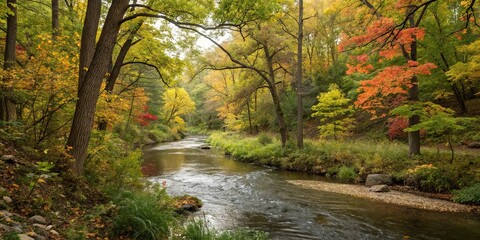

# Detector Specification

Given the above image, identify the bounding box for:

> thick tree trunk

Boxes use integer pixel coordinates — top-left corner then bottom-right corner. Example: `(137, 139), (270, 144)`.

(1, 0), (17, 122)
(408, 9), (420, 156)
(296, 0), (304, 149)
(52, 0), (60, 37)
(67, 0), (129, 175)
(78, 0), (101, 89)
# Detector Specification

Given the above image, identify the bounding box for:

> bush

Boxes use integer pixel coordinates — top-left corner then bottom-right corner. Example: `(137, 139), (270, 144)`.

(405, 164), (455, 192)
(112, 189), (175, 240)
(452, 183), (480, 205)
(337, 166), (357, 182)
(257, 132), (273, 146)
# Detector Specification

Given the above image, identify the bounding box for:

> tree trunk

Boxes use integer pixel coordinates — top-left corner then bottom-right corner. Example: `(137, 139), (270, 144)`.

(98, 24), (142, 131)
(408, 8), (420, 156)
(67, 0), (129, 175)
(296, 0), (304, 149)
(78, 0), (101, 89)
(1, 0), (17, 122)
(263, 46), (288, 147)
(52, 0), (60, 37)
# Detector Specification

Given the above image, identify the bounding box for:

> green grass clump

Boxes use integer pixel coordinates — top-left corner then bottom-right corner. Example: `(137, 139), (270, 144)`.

(452, 183), (480, 205)
(112, 189), (175, 240)
(337, 166), (358, 182)
(179, 219), (268, 240)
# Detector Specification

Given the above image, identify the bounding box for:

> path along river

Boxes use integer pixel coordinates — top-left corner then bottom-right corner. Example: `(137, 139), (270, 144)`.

(143, 136), (480, 240)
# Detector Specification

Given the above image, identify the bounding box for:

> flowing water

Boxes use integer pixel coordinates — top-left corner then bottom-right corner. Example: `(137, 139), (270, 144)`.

(143, 136), (480, 240)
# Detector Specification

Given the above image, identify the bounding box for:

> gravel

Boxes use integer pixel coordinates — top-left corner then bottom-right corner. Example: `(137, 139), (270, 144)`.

(288, 180), (477, 213)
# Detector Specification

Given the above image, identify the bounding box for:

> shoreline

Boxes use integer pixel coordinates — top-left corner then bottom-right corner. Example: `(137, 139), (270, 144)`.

(288, 180), (478, 213)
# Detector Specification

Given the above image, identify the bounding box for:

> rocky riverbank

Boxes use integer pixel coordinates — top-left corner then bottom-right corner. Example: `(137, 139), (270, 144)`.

(288, 180), (478, 213)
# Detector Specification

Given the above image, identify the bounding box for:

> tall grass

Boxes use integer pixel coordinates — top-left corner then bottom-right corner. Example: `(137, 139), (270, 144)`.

(112, 189), (175, 240)
(178, 218), (268, 240)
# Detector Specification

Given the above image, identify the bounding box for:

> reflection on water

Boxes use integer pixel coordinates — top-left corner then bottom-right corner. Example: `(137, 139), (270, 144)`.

(143, 136), (480, 240)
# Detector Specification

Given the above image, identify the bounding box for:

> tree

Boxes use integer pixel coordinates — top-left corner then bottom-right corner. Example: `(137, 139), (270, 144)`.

(311, 84), (354, 140)
(296, 0), (304, 149)
(1, 0), (17, 121)
(161, 87), (195, 132)
(67, 0), (130, 175)
(341, 0), (438, 155)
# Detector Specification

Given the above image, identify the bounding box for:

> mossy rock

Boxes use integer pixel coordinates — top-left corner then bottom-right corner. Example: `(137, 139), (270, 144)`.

(173, 195), (203, 214)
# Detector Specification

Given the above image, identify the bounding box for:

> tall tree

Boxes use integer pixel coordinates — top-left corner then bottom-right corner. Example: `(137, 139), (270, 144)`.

(1, 0), (17, 121)
(52, 0), (60, 37)
(67, 0), (130, 175)
(296, 0), (304, 149)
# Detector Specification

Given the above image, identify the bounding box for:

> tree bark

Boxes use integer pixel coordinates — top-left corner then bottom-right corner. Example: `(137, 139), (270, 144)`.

(1, 0), (17, 122)
(264, 46), (288, 147)
(408, 8), (421, 156)
(67, 0), (130, 175)
(52, 0), (60, 37)
(78, 0), (101, 89)
(296, 0), (304, 149)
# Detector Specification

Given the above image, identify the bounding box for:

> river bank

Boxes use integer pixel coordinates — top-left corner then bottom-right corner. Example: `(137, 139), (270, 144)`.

(289, 180), (478, 213)
(207, 132), (480, 206)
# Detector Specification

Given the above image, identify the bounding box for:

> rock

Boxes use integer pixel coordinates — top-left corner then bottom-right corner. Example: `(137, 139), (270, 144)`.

(365, 174), (392, 186)
(49, 229), (60, 236)
(2, 196), (13, 204)
(12, 226), (23, 233)
(179, 204), (198, 212)
(33, 223), (47, 229)
(1, 155), (15, 162)
(199, 145), (211, 150)
(467, 142), (480, 148)
(29, 215), (47, 225)
(1, 210), (13, 217)
(45, 225), (54, 231)
(18, 234), (34, 240)
(369, 185), (390, 192)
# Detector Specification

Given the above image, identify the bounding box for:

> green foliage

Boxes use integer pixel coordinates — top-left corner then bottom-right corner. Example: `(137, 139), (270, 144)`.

(452, 183), (480, 205)
(311, 84), (355, 140)
(2, 231), (20, 240)
(112, 189), (175, 240)
(179, 219), (268, 240)
(405, 164), (455, 193)
(85, 131), (144, 192)
(257, 132), (273, 145)
(337, 166), (357, 182)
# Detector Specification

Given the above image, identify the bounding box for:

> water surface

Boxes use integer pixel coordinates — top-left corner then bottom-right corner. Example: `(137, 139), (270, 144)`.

(143, 136), (480, 240)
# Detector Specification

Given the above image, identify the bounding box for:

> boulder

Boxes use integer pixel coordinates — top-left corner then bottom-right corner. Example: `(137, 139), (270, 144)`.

(33, 223), (47, 230)
(369, 185), (390, 192)
(49, 230), (60, 236)
(0, 155), (15, 162)
(365, 174), (392, 186)
(29, 215), (47, 225)
(467, 142), (480, 148)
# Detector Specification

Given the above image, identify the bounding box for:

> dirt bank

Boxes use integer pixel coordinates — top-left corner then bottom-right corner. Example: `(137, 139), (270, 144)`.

(288, 180), (478, 213)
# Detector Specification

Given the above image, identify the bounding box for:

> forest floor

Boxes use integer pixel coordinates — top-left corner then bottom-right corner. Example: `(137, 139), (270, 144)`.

(289, 180), (479, 213)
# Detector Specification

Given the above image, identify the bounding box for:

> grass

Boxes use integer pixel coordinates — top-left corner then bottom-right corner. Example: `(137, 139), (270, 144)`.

(208, 132), (480, 194)
(178, 218), (268, 240)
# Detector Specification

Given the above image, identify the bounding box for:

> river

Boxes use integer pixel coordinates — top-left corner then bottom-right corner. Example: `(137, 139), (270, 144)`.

(142, 136), (480, 240)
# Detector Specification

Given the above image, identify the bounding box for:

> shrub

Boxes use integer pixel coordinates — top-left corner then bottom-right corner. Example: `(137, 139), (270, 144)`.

(257, 132), (273, 146)
(337, 166), (357, 182)
(452, 183), (480, 205)
(405, 164), (454, 192)
(112, 189), (175, 240)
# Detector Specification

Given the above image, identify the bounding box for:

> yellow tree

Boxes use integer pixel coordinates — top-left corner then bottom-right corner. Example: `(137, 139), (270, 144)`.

(161, 87), (196, 132)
